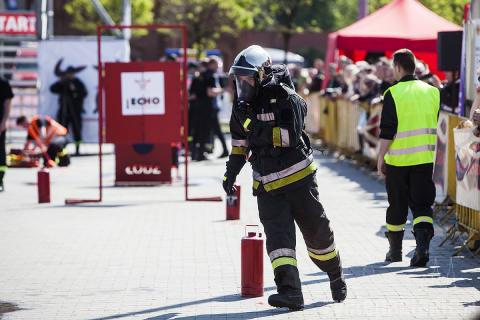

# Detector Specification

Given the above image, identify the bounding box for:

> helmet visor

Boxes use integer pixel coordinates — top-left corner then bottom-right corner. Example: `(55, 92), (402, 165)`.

(235, 75), (256, 102)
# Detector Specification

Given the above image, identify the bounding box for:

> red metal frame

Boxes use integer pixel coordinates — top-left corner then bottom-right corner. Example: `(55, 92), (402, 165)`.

(65, 23), (221, 204)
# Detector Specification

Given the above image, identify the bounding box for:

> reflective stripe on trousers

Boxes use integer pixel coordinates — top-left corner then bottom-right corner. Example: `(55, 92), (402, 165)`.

(252, 155), (316, 192)
(231, 146), (248, 155)
(269, 248), (296, 262)
(413, 216), (433, 225)
(232, 139), (248, 147)
(308, 248), (338, 261)
(386, 223), (405, 232)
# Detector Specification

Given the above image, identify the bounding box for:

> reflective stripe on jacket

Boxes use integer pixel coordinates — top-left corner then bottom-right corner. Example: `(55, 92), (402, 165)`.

(384, 80), (439, 166)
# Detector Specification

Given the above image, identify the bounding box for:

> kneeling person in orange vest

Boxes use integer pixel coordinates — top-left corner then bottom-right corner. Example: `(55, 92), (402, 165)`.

(16, 115), (69, 168)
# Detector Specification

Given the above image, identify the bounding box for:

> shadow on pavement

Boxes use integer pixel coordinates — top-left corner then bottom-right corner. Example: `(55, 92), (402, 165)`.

(144, 301), (332, 320)
(306, 262), (410, 279)
(314, 153), (387, 202)
(89, 259), (478, 320)
(0, 301), (21, 318)
(88, 282), (334, 320)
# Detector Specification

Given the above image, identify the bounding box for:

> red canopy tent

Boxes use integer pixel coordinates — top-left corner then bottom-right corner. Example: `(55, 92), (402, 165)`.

(325, 0), (462, 79)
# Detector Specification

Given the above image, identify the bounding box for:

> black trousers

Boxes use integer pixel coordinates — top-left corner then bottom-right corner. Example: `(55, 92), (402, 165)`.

(57, 104), (82, 143)
(211, 111), (227, 154)
(45, 136), (68, 165)
(385, 163), (436, 231)
(0, 130), (5, 183)
(257, 178), (341, 294)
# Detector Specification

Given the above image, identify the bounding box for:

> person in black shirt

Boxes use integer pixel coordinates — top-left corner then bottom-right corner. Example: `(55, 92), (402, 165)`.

(308, 59), (325, 93)
(204, 57), (228, 158)
(50, 60), (87, 155)
(440, 71), (460, 113)
(0, 77), (14, 191)
(190, 61), (210, 161)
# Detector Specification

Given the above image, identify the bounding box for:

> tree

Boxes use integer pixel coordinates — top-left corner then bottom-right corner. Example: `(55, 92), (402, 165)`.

(368, 0), (468, 25)
(256, 0), (324, 63)
(64, 0), (153, 35)
(155, 0), (256, 57)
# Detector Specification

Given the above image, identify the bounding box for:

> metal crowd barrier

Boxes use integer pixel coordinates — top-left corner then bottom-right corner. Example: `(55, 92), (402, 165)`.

(305, 94), (480, 256)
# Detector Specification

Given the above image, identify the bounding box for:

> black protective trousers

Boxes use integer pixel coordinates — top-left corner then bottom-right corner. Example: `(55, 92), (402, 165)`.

(385, 163), (436, 231)
(0, 130), (6, 183)
(257, 178), (342, 295)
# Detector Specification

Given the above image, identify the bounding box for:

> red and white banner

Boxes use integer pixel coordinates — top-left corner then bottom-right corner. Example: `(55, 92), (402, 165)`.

(433, 112), (449, 202)
(0, 12), (36, 35)
(454, 127), (480, 211)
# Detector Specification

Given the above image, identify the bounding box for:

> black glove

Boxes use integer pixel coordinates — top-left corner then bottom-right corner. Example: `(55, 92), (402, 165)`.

(222, 172), (236, 195)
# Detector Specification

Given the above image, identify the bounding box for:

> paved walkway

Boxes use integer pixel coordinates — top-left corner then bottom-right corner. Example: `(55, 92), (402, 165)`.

(0, 144), (479, 320)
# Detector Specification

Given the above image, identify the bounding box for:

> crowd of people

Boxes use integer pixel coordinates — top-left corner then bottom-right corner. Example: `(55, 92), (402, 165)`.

(286, 56), (459, 114)
(183, 53), (464, 162)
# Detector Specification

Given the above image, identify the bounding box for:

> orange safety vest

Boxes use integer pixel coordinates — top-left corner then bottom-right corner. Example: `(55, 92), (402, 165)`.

(28, 116), (67, 148)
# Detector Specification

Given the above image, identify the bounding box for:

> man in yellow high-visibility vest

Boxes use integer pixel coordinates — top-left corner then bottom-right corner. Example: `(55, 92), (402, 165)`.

(377, 49), (439, 267)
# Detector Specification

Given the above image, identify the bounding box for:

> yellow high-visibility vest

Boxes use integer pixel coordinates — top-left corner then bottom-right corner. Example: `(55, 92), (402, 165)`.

(384, 80), (439, 167)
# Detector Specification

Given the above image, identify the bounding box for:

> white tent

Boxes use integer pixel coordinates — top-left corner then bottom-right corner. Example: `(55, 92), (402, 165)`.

(264, 47), (305, 66)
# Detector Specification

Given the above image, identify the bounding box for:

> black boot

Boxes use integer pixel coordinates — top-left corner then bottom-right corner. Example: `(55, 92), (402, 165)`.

(328, 271), (347, 302)
(268, 292), (304, 311)
(0, 172), (4, 192)
(385, 231), (404, 262)
(75, 142), (80, 156)
(218, 150), (229, 158)
(410, 229), (434, 267)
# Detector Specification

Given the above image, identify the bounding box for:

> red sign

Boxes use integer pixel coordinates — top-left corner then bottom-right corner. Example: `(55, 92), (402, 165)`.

(115, 144), (172, 185)
(104, 62), (182, 144)
(0, 12), (36, 35)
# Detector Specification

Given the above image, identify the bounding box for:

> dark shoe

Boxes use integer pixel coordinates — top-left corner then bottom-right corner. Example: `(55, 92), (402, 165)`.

(385, 231), (404, 262)
(194, 154), (207, 161)
(268, 293), (304, 311)
(0, 181), (4, 192)
(218, 151), (229, 158)
(328, 272), (347, 302)
(410, 229), (434, 267)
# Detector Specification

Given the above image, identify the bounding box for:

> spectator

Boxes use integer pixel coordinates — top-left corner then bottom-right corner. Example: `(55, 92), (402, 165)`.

(440, 71), (460, 113)
(416, 61), (442, 88)
(204, 57), (228, 159)
(309, 59), (325, 93)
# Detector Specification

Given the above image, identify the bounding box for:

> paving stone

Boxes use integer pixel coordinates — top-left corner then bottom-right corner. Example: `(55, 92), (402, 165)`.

(0, 142), (479, 320)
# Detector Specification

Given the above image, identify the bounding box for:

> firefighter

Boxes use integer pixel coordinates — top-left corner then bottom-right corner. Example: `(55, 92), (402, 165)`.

(377, 49), (439, 267)
(223, 45), (346, 310)
(16, 115), (69, 168)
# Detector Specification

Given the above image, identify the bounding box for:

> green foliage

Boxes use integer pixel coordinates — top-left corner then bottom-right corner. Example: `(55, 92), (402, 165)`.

(256, 0), (321, 34)
(256, 0), (329, 60)
(156, 0), (256, 55)
(368, 0), (467, 25)
(64, 0), (153, 35)
(316, 0), (359, 31)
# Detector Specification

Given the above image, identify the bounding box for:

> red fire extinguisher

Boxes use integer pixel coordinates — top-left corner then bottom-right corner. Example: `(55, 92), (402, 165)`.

(37, 168), (50, 203)
(226, 185), (241, 220)
(241, 224), (264, 297)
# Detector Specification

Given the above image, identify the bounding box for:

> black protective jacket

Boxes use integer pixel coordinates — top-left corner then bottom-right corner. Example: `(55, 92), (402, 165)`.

(226, 65), (316, 196)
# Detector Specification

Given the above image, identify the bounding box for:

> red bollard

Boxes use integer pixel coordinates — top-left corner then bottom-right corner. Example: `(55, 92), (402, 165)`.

(241, 224), (264, 297)
(37, 168), (50, 203)
(226, 185), (241, 220)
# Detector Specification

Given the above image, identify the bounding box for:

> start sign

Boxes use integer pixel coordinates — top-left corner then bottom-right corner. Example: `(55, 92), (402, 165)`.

(0, 12), (36, 35)
(104, 62), (182, 144)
